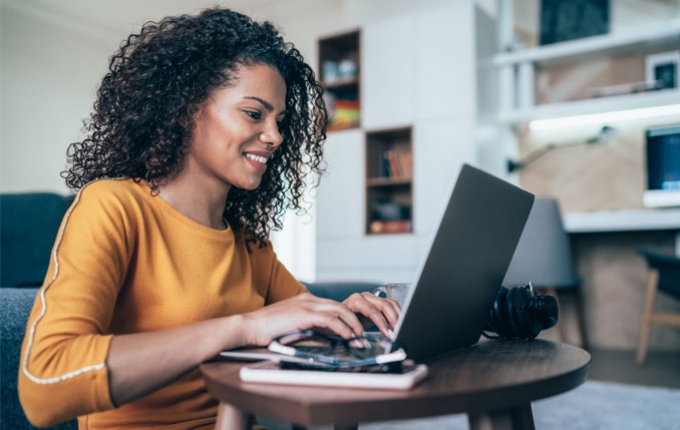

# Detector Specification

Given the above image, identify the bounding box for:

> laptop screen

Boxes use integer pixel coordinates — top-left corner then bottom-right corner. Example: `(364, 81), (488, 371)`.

(393, 164), (534, 362)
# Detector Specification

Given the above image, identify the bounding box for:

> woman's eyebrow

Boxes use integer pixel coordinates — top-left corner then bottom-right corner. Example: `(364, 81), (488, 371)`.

(243, 96), (287, 116)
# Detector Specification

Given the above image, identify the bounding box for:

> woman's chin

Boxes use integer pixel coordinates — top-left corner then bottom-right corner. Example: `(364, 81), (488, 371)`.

(234, 178), (263, 191)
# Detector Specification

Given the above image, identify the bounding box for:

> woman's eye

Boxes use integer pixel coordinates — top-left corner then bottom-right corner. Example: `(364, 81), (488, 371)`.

(245, 111), (261, 120)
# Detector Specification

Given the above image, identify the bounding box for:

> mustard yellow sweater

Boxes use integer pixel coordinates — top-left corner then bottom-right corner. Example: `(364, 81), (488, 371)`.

(18, 179), (306, 429)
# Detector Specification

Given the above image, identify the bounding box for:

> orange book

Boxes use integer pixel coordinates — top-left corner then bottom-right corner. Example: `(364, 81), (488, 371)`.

(370, 220), (412, 234)
(385, 151), (402, 178)
(334, 100), (360, 110)
(399, 152), (413, 178)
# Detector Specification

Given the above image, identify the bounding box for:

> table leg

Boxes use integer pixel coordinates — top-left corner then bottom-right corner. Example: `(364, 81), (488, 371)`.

(468, 403), (535, 430)
(215, 401), (253, 430)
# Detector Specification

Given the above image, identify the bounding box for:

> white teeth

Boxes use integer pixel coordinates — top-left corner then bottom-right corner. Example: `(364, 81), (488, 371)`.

(245, 153), (268, 164)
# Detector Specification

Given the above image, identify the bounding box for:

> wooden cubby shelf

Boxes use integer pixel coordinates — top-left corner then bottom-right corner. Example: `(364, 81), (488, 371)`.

(365, 127), (413, 235)
(323, 77), (360, 91)
(318, 30), (361, 132)
(366, 177), (413, 187)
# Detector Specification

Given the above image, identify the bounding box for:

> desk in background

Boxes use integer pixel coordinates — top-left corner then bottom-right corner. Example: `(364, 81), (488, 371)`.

(563, 208), (680, 350)
(564, 209), (680, 255)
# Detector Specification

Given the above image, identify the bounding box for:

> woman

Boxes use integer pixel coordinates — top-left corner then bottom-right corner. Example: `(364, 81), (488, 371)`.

(19, 8), (399, 429)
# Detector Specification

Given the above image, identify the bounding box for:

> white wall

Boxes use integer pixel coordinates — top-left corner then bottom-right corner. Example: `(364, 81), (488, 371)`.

(342, 0), (455, 26)
(1, 5), (113, 193)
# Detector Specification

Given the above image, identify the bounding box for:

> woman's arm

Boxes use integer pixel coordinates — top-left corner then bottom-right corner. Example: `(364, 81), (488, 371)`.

(105, 315), (243, 407)
(106, 293), (366, 406)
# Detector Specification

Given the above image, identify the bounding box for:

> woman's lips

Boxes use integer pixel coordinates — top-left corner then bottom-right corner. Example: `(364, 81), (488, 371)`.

(244, 152), (268, 173)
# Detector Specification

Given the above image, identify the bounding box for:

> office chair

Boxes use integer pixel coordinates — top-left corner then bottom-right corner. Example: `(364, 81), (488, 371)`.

(502, 197), (588, 348)
(636, 248), (680, 366)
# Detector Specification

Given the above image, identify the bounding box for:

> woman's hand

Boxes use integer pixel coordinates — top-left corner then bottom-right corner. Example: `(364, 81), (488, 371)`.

(240, 293), (367, 346)
(102, 292), (400, 411)
(342, 292), (401, 338)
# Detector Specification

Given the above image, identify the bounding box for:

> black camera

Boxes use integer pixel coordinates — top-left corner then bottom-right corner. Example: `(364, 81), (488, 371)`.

(483, 283), (558, 340)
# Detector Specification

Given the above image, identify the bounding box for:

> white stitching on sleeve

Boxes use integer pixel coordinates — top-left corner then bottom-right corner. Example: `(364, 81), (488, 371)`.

(22, 185), (107, 384)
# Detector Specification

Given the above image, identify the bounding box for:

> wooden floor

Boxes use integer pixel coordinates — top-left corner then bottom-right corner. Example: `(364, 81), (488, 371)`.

(587, 348), (680, 389)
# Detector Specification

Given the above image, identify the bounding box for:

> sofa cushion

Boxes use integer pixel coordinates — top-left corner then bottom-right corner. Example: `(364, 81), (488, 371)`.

(1, 193), (73, 287)
(0, 287), (77, 429)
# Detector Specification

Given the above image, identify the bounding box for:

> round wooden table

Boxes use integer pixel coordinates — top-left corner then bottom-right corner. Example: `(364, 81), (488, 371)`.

(201, 339), (591, 430)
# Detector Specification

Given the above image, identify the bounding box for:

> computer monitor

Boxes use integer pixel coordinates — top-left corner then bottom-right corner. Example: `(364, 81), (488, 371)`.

(643, 124), (680, 208)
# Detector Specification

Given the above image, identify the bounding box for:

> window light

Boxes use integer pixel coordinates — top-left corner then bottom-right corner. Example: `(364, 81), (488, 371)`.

(529, 104), (680, 131)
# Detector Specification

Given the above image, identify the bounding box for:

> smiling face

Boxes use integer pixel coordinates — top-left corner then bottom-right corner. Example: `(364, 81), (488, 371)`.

(184, 63), (287, 193)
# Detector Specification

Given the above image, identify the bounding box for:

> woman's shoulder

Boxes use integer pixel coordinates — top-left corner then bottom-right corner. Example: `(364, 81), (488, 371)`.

(80, 177), (138, 192)
(75, 178), (148, 212)
(79, 178), (144, 198)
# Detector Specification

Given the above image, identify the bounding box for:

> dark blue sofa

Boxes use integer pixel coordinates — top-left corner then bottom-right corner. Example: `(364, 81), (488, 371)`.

(1, 193), (76, 430)
(0, 192), (378, 429)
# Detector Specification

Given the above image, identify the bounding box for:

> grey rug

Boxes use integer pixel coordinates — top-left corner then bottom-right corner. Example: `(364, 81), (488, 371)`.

(262, 381), (680, 430)
(359, 381), (680, 430)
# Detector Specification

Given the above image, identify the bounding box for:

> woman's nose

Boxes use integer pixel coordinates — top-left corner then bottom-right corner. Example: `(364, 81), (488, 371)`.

(260, 121), (283, 148)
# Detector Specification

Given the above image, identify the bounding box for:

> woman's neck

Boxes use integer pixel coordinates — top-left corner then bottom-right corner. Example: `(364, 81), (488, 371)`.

(155, 173), (230, 231)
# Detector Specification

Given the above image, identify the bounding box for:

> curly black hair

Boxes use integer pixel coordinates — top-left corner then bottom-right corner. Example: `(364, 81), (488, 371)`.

(62, 7), (327, 246)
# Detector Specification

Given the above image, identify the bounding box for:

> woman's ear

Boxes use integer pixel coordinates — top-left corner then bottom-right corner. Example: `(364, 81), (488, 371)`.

(176, 114), (191, 129)
(177, 103), (204, 129)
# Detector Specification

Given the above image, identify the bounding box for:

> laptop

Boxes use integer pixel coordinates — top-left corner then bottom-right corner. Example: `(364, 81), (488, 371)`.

(393, 163), (534, 361)
(221, 164), (534, 363)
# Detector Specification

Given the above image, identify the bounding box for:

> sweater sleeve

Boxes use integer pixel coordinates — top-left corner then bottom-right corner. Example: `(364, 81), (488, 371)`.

(249, 239), (307, 305)
(18, 182), (132, 427)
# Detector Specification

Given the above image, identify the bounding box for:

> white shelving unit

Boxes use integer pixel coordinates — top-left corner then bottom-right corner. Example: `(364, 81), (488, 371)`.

(494, 21), (680, 67)
(494, 18), (680, 126)
(499, 89), (680, 125)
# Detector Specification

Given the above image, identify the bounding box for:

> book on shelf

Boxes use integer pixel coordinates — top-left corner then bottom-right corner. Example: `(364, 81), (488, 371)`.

(335, 99), (360, 110)
(400, 152), (413, 178)
(369, 220), (412, 234)
(329, 99), (360, 131)
(379, 150), (412, 179)
(385, 150), (402, 178)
